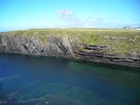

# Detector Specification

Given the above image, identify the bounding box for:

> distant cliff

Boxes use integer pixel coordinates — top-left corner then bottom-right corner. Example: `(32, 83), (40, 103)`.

(0, 29), (140, 68)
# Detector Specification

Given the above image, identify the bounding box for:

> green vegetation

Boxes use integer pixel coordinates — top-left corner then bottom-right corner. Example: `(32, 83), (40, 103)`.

(1, 28), (140, 56)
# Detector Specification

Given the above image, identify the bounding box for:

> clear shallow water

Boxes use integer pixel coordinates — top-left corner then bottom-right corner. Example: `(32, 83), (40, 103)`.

(0, 53), (140, 105)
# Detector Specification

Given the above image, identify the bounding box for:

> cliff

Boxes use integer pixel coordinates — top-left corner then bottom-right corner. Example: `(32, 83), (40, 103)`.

(0, 28), (140, 68)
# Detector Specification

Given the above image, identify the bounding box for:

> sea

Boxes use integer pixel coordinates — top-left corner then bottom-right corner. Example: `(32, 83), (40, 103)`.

(0, 53), (140, 105)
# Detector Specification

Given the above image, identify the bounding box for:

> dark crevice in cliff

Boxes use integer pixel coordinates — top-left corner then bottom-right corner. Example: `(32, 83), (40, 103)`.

(22, 44), (28, 50)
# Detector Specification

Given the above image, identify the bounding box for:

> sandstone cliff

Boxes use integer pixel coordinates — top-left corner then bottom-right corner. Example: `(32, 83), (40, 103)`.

(0, 29), (140, 68)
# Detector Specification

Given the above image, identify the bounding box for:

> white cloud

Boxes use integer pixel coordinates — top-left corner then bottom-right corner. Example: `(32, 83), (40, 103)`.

(66, 17), (93, 28)
(57, 9), (94, 27)
(57, 9), (124, 28)
(57, 9), (74, 18)
(85, 20), (94, 27)
(96, 18), (104, 22)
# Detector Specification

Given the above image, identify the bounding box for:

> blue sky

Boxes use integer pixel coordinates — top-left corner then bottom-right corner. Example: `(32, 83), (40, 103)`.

(0, 0), (140, 31)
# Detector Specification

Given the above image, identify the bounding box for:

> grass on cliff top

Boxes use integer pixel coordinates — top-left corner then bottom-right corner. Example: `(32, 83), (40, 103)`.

(1, 28), (139, 36)
(1, 28), (140, 56)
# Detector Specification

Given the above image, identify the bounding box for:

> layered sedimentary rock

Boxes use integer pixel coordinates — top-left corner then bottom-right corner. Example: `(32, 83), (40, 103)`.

(0, 33), (139, 68)
(75, 44), (140, 67)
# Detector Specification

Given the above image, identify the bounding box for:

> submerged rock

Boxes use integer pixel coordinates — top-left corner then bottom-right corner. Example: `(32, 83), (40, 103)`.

(18, 94), (86, 105)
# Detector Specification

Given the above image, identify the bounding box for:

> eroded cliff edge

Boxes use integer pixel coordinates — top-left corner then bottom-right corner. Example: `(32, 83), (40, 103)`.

(0, 29), (140, 68)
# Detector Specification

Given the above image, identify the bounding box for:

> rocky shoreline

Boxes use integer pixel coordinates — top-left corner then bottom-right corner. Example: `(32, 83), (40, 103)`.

(0, 34), (140, 68)
(75, 44), (140, 68)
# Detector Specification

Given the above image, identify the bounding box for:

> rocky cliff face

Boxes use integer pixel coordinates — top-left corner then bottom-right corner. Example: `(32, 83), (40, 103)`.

(0, 33), (140, 68)
(0, 34), (76, 57)
(75, 44), (140, 67)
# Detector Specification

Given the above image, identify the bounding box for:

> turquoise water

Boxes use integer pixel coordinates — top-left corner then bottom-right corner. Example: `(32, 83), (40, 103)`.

(0, 53), (140, 105)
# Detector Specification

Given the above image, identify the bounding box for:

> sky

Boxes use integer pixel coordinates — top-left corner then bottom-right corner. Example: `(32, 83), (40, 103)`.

(0, 0), (140, 31)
